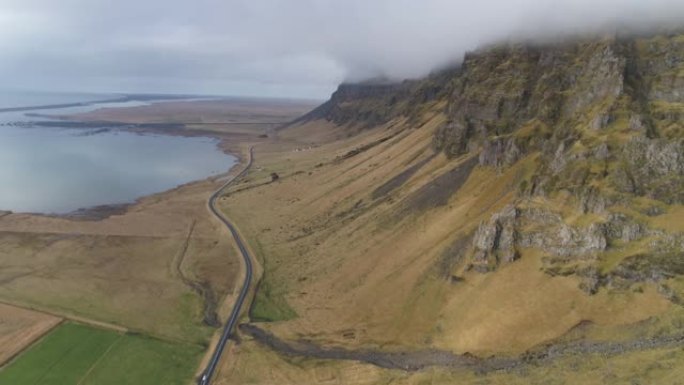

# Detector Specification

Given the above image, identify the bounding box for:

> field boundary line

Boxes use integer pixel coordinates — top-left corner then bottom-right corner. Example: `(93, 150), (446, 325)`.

(0, 299), (127, 333)
(75, 334), (124, 385)
(0, 319), (64, 370)
(30, 328), (84, 385)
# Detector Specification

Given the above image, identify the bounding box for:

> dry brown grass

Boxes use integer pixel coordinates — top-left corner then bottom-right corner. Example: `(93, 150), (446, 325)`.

(0, 303), (61, 366)
(0, 103), (272, 344)
(216, 113), (675, 384)
(0, 163), (246, 343)
(436, 250), (669, 355)
(650, 204), (684, 233)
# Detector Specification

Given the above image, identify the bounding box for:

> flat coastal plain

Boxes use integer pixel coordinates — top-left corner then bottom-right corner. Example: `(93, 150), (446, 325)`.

(0, 97), (316, 383)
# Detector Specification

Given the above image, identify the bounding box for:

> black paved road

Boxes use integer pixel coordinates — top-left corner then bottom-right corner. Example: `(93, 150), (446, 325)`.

(199, 147), (255, 385)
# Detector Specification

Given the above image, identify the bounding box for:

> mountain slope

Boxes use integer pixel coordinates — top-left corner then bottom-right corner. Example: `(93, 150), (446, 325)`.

(217, 31), (684, 384)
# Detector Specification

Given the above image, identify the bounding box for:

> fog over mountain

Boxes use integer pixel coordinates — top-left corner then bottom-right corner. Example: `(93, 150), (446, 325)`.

(1, 0), (684, 98)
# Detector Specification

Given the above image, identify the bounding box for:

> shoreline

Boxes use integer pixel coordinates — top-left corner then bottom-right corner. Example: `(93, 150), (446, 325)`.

(0, 95), (314, 222)
(0, 97), (280, 221)
(0, 136), (248, 222)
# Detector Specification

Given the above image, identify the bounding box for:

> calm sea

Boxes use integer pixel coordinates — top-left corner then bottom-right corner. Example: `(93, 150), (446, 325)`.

(0, 91), (235, 214)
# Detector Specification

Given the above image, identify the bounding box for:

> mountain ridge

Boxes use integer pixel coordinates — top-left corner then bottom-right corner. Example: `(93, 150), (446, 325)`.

(219, 29), (684, 385)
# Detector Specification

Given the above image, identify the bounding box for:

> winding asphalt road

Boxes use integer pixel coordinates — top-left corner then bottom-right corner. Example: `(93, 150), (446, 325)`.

(199, 146), (255, 385)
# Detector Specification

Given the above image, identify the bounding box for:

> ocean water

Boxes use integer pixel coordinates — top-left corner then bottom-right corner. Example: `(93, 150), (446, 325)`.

(0, 91), (235, 214)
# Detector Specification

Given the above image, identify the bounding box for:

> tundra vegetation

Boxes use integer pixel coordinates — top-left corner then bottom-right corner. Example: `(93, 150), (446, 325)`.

(0, 100), (314, 384)
(216, 31), (684, 384)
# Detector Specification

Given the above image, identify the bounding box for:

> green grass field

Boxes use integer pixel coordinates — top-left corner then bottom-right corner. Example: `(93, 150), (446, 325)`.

(0, 322), (204, 385)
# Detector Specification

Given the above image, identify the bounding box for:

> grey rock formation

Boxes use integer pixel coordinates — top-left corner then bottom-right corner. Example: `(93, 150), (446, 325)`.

(613, 137), (684, 203)
(469, 205), (654, 274)
(471, 205), (520, 272)
(519, 222), (607, 259)
(479, 137), (522, 168)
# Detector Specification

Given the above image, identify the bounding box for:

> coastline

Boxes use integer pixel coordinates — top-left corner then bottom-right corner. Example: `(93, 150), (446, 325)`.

(0, 97), (305, 221)
(5, 132), (250, 222)
(0, 96), (311, 349)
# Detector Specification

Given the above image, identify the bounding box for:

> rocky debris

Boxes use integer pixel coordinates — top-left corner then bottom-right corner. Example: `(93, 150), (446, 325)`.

(437, 233), (474, 278)
(241, 323), (684, 374)
(397, 157), (479, 218)
(372, 154), (435, 200)
(336, 131), (401, 162)
(239, 324), (491, 372)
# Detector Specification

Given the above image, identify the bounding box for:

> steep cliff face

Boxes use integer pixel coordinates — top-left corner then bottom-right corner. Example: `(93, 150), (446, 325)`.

(297, 70), (458, 128)
(221, 32), (684, 384)
(306, 32), (684, 297)
(313, 34), (683, 164)
(439, 35), (684, 294)
(434, 39), (627, 158)
(298, 81), (411, 127)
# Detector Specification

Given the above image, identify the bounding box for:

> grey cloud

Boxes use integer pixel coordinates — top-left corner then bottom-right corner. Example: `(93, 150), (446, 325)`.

(1, 0), (684, 99)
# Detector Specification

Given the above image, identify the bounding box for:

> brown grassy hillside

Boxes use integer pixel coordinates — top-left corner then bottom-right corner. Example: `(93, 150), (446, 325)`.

(216, 31), (684, 384)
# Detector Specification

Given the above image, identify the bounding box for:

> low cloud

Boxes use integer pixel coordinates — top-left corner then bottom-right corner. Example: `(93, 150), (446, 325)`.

(1, 0), (683, 98)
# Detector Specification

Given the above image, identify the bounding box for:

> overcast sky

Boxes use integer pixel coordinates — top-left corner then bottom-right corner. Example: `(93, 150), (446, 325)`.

(1, 0), (684, 99)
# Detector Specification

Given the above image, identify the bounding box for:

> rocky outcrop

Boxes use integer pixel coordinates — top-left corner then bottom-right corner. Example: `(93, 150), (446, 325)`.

(577, 186), (608, 214)
(434, 39), (628, 159)
(612, 137), (684, 203)
(519, 222), (608, 260)
(295, 68), (460, 128)
(470, 206), (520, 272)
(464, 201), (684, 299)
(300, 31), (684, 301)
(295, 81), (411, 127)
(468, 206), (654, 275)
(478, 137), (523, 168)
